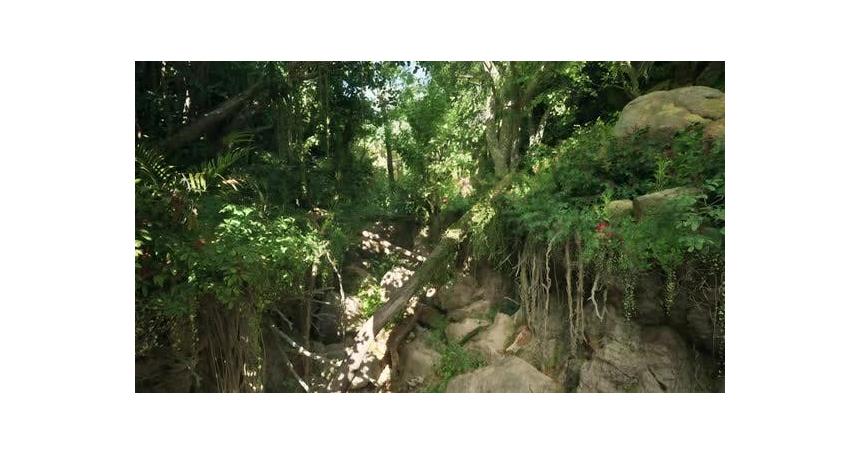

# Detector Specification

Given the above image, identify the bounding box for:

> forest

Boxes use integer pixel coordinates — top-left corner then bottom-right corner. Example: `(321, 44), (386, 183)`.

(135, 61), (725, 393)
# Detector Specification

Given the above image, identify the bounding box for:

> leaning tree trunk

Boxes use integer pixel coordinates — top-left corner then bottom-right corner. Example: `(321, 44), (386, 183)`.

(162, 81), (264, 151)
(328, 175), (513, 392)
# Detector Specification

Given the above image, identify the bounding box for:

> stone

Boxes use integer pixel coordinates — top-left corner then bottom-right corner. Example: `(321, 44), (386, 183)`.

(514, 335), (563, 374)
(465, 312), (516, 361)
(438, 275), (482, 311)
(613, 86), (724, 141)
(633, 186), (701, 219)
(577, 306), (713, 392)
(397, 329), (441, 385)
(349, 328), (390, 390)
(445, 318), (489, 344)
(475, 262), (510, 307)
(417, 304), (446, 329)
(560, 357), (585, 392)
(445, 356), (562, 393)
(606, 199), (634, 220)
(447, 299), (493, 322)
(349, 358), (380, 390)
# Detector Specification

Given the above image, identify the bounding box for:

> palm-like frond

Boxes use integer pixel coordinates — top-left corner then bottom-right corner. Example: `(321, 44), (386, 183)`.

(136, 146), (179, 187)
(137, 132), (256, 195)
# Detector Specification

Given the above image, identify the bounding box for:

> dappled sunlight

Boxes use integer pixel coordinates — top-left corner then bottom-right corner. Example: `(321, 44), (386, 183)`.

(381, 266), (414, 294)
(136, 61), (724, 394)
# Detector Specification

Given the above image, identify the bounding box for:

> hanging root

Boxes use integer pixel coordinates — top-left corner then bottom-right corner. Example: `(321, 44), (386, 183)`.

(565, 240), (576, 353)
(515, 237), (551, 335)
(589, 271), (605, 321)
(573, 232), (585, 351)
(542, 241), (552, 352)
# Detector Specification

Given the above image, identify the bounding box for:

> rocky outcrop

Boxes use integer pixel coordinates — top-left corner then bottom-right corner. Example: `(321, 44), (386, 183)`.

(603, 269), (716, 354)
(446, 356), (562, 393)
(577, 305), (713, 392)
(613, 86), (724, 140)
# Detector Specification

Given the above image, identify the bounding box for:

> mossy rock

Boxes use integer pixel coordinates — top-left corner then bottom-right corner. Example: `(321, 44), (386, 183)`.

(633, 186), (701, 219)
(606, 199), (634, 220)
(614, 86), (724, 142)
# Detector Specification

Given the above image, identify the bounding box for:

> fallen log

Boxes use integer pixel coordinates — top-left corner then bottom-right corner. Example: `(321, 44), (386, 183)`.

(329, 175), (512, 392)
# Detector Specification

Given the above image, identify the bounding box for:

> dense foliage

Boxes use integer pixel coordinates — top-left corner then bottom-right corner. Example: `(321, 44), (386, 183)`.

(135, 61), (725, 392)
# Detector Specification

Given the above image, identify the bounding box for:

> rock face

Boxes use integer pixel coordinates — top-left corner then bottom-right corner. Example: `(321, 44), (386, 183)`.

(577, 306), (713, 393)
(446, 356), (562, 393)
(604, 270), (716, 354)
(613, 86), (724, 140)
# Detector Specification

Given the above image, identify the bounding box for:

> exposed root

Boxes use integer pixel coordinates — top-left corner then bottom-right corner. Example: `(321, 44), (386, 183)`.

(589, 271), (606, 321)
(573, 232), (585, 351)
(565, 240), (575, 353)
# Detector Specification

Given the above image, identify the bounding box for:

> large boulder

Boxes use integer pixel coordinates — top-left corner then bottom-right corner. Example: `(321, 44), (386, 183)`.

(614, 86), (724, 141)
(447, 299), (492, 322)
(417, 304), (446, 329)
(445, 318), (489, 344)
(397, 328), (441, 388)
(446, 356), (562, 393)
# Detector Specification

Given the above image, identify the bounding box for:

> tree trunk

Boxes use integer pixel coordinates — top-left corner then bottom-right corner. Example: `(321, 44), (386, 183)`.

(481, 61), (546, 176)
(384, 124), (395, 186)
(329, 174), (513, 392)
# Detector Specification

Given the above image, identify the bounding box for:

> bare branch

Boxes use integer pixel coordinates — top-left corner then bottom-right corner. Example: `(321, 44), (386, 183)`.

(269, 319), (337, 366)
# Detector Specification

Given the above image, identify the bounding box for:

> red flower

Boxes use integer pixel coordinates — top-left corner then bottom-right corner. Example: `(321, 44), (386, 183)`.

(596, 221), (614, 239)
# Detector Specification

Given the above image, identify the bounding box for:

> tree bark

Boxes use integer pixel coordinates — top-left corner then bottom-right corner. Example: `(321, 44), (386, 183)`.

(481, 61), (547, 176)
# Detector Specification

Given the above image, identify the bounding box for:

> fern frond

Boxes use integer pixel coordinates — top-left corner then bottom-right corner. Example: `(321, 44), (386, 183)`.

(181, 172), (208, 193)
(136, 146), (178, 187)
(198, 132), (256, 178)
